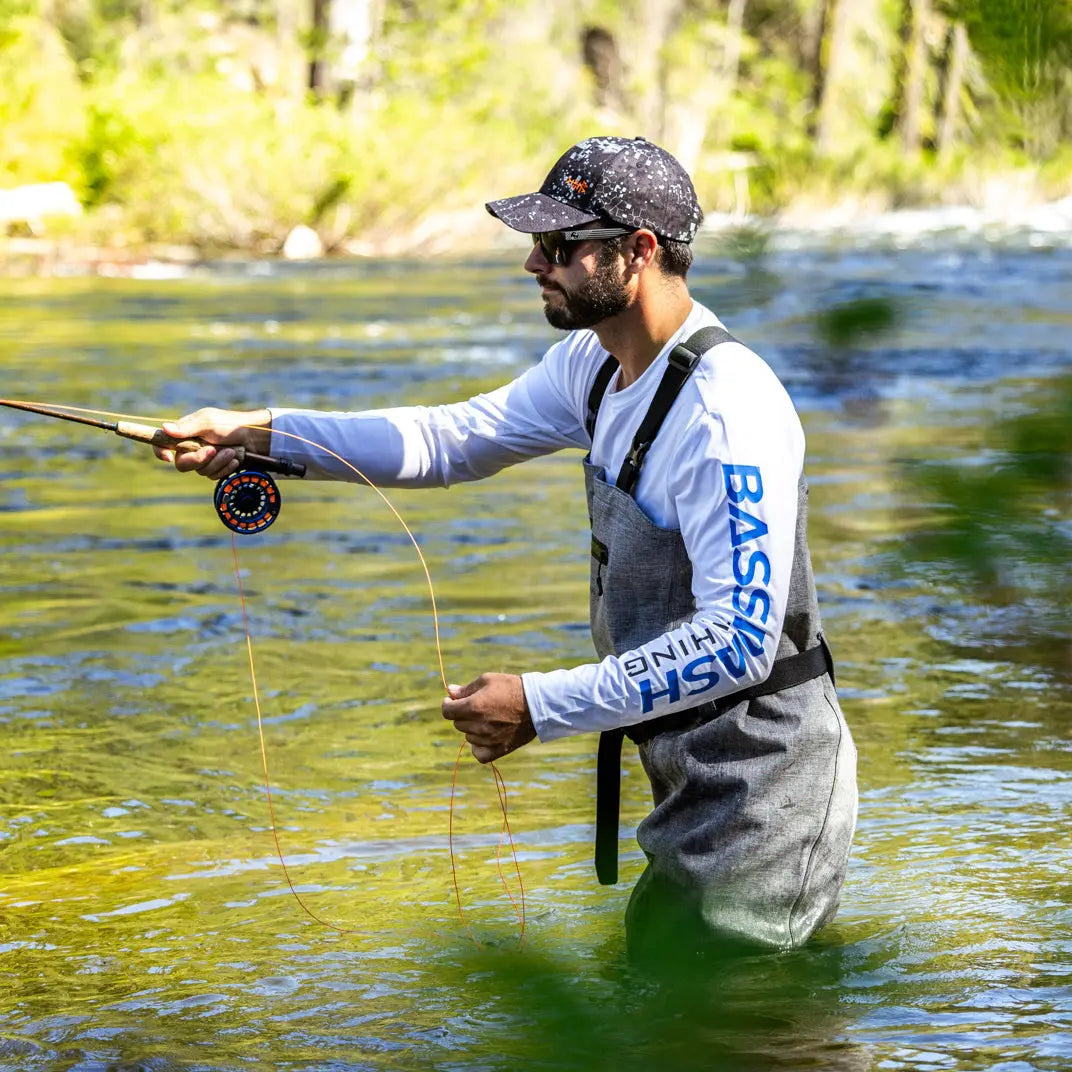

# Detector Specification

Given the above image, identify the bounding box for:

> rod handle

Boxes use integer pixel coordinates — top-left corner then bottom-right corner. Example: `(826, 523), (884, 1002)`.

(114, 421), (199, 451)
(114, 422), (306, 478)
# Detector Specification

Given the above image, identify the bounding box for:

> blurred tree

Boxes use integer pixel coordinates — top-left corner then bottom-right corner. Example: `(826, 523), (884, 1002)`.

(308, 0), (328, 93)
(950, 0), (1072, 157)
(582, 25), (625, 112)
(3, 0), (1071, 247)
(803, 0), (833, 136)
(814, 0), (849, 152)
(723, 0), (748, 92)
(307, 0), (381, 106)
(934, 17), (970, 155)
(879, 0), (937, 151)
(898, 0), (931, 152)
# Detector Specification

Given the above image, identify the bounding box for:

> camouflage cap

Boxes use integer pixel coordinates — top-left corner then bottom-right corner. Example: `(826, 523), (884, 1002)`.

(486, 136), (702, 243)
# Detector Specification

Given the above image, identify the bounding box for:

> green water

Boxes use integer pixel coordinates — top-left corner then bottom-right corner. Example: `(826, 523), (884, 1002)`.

(0, 247), (1069, 1071)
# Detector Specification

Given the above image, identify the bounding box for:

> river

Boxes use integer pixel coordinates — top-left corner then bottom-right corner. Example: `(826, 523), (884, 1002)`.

(1, 235), (1069, 1071)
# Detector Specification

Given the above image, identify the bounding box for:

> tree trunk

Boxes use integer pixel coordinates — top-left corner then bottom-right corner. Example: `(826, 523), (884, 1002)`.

(308, 0), (330, 96)
(805, 0), (832, 136)
(898, 0), (930, 152)
(582, 26), (625, 111)
(332, 0), (381, 111)
(636, 0), (684, 139)
(937, 21), (969, 156)
(308, 0), (381, 110)
(723, 0), (747, 89)
(816, 0), (851, 153)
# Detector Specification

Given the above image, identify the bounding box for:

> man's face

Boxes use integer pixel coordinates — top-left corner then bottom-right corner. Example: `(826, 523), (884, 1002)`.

(527, 236), (631, 331)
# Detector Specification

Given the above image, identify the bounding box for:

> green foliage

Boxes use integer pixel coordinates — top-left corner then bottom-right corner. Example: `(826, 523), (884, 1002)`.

(1, 0), (1068, 249)
(898, 376), (1072, 659)
(436, 932), (857, 1072)
(952, 0), (1072, 155)
(0, 15), (87, 186)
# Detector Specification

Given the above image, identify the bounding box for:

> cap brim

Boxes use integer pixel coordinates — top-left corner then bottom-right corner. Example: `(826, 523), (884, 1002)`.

(485, 192), (600, 233)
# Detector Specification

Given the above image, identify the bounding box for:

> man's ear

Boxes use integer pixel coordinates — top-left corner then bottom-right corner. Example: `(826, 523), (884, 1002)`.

(627, 229), (659, 272)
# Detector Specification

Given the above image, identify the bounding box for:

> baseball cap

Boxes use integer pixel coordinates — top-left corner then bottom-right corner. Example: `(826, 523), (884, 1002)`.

(485, 136), (702, 243)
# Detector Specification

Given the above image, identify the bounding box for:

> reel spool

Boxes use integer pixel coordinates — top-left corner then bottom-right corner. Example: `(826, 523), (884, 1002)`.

(214, 470), (281, 534)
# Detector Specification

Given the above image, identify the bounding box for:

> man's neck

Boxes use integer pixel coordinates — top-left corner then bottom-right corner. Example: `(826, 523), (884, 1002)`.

(593, 283), (693, 388)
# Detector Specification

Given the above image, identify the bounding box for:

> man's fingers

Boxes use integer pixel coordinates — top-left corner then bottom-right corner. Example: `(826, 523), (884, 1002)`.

(455, 718), (484, 733)
(163, 411), (220, 441)
(442, 679), (485, 720)
(446, 677), (483, 701)
(171, 444), (241, 479)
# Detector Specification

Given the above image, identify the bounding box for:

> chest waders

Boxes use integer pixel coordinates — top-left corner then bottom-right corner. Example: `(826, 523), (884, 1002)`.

(585, 326), (857, 953)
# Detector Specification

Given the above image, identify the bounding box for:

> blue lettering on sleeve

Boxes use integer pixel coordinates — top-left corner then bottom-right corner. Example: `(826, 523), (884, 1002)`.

(723, 464), (764, 503)
(733, 585), (771, 623)
(732, 614), (767, 657)
(732, 547), (771, 587)
(639, 671), (681, 714)
(682, 655), (720, 696)
(716, 634), (750, 679)
(728, 502), (769, 547)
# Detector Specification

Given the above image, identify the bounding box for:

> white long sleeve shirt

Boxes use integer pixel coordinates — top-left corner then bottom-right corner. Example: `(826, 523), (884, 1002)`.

(269, 301), (805, 742)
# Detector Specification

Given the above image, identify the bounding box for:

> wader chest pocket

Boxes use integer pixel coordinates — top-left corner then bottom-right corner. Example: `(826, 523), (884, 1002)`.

(591, 535), (609, 595)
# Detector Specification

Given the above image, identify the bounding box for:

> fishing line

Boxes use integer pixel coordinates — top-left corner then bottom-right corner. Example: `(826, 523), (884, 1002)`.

(2, 399), (527, 944)
(244, 425), (527, 943)
(448, 740), (526, 948)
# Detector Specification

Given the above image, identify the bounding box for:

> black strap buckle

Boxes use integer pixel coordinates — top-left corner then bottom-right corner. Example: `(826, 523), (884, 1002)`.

(667, 342), (701, 372)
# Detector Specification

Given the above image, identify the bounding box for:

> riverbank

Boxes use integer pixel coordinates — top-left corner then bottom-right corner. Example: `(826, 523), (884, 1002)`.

(4, 194), (1070, 279)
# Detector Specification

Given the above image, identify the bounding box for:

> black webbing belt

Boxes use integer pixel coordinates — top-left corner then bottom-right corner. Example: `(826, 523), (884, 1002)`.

(584, 324), (835, 886)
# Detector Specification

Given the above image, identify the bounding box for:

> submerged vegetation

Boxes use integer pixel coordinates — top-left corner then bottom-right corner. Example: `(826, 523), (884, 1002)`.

(1, 0), (1071, 254)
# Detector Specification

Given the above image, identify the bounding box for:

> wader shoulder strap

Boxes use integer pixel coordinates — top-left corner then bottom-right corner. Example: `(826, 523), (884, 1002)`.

(586, 356), (620, 440)
(591, 322), (741, 886)
(615, 325), (736, 496)
(583, 326), (737, 452)
(595, 634), (835, 886)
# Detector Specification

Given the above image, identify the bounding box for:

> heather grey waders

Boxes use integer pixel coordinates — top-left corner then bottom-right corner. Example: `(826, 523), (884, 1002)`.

(584, 327), (857, 954)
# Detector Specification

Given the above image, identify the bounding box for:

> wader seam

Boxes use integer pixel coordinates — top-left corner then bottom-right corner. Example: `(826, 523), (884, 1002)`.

(787, 683), (844, 946)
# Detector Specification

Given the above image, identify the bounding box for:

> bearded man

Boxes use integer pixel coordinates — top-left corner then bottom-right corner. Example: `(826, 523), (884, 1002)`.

(158, 136), (858, 959)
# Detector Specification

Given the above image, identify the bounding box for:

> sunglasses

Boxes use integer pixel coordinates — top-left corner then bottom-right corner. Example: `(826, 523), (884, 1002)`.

(532, 227), (633, 267)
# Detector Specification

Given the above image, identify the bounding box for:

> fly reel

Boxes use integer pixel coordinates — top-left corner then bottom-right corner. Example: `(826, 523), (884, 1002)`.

(214, 470), (282, 534)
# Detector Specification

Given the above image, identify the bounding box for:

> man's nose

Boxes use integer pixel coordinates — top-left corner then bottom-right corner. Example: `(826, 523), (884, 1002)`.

(524, 242), (549, 274)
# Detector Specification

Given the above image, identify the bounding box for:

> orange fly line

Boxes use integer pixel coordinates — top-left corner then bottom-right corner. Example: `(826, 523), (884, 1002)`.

(4, 400), (526, 946)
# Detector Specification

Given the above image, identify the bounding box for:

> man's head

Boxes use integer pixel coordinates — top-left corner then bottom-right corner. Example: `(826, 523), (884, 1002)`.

(486, 135), (702, 281)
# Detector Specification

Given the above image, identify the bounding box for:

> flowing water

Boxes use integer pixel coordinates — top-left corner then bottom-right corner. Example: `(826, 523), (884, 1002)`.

(0, 237), (1069, 1071)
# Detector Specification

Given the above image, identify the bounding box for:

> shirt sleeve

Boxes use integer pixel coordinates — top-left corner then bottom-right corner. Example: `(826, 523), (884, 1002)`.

(267, 340), (591, 486)
(522, 368), (804, 741)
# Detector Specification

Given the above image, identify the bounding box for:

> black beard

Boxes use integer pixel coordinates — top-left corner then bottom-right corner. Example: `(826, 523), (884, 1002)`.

(541, 252), (630, 331)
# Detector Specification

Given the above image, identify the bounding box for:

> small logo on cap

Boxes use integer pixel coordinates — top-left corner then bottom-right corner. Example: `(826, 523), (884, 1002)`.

(564, 176), (590, 195)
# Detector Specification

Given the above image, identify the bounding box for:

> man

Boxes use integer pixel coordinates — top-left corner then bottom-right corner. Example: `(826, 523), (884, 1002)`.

(158, 136), (857, 958)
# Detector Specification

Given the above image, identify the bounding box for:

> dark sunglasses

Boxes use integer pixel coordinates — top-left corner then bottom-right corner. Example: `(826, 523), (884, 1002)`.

(532, 227), (633, 267)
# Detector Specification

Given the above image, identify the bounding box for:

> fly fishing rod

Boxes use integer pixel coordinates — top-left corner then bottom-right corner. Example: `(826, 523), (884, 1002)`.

(0, 398), (306, 534)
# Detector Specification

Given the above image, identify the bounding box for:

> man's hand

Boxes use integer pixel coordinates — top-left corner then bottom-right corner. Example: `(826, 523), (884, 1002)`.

(153, 408), (272, 479)
(442, 673), (536, 764)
